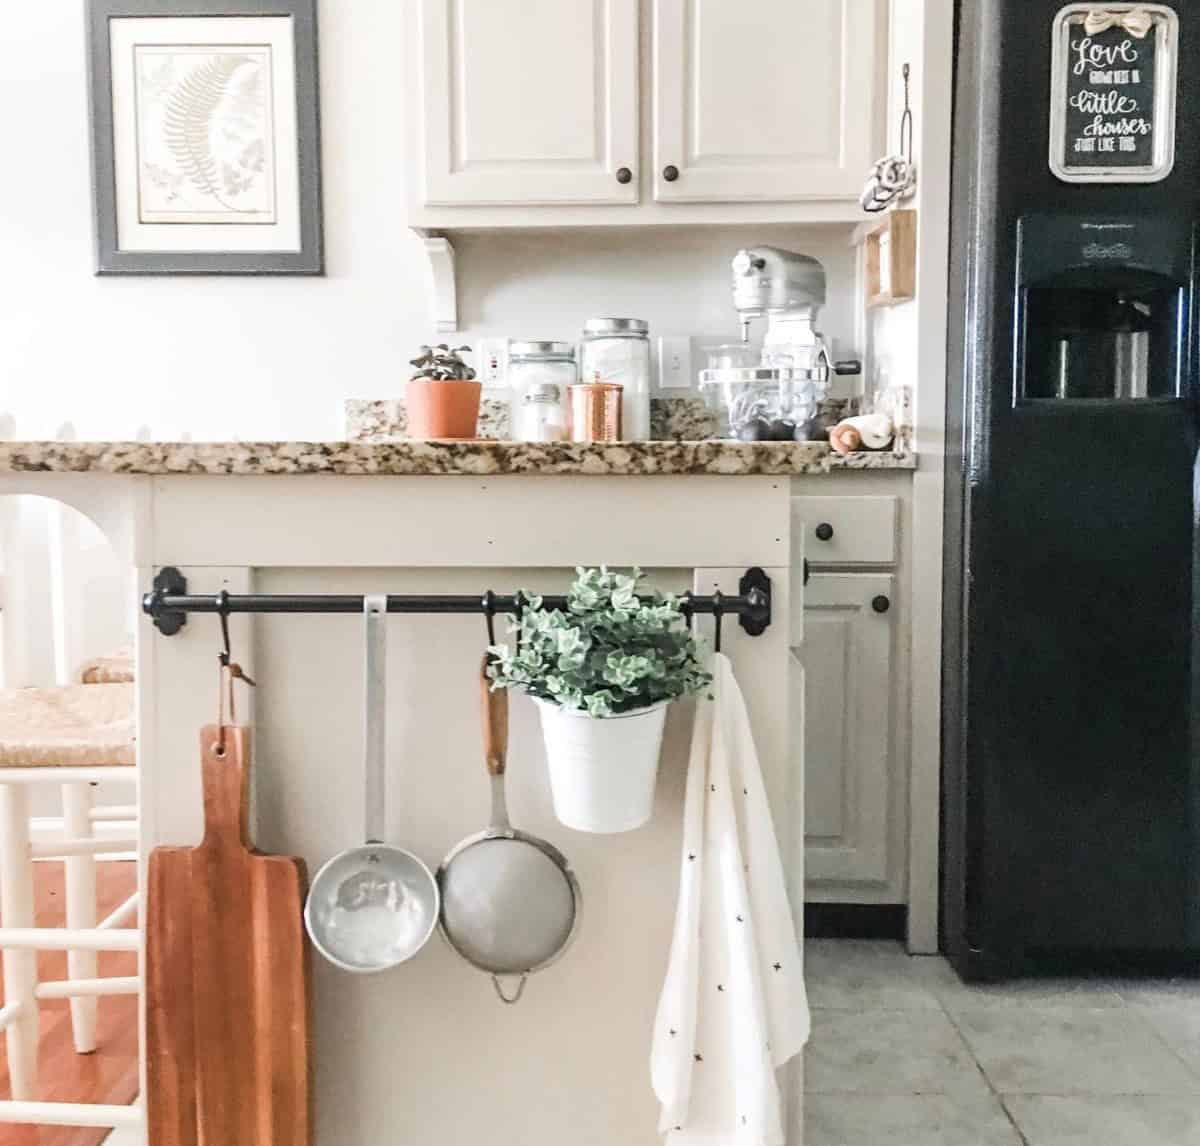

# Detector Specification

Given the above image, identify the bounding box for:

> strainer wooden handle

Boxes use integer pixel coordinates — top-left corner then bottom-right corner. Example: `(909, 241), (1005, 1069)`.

(481, 655), (509, 777)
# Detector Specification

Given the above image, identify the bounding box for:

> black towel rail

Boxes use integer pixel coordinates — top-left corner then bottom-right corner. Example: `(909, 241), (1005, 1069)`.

(143, 567), (773, 639)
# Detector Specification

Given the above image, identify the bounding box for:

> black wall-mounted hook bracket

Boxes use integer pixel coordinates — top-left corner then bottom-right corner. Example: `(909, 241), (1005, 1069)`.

(738, 567), (772, 637)
(146, 567), (189, 636)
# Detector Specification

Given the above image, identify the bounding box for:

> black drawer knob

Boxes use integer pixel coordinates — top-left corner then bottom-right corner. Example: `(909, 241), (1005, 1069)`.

(663, 164), (680, 182)
(872, 595), (891, 614)
(616, 166), (633, 185)
(815, 522), (834, 541)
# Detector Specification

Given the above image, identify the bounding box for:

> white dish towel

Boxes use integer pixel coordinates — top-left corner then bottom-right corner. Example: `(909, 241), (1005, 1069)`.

(652, 653), (809, 1145)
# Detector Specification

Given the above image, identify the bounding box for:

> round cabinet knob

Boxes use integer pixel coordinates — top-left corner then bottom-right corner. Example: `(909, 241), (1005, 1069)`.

(663, 164), (680, 182)
(815, 522), (835, 542)
(615, 166), (633, 185)
(872, 595), (891, 614)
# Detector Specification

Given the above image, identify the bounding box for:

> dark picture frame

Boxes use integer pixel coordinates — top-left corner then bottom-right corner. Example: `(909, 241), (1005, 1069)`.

(87, 0), (323, 274)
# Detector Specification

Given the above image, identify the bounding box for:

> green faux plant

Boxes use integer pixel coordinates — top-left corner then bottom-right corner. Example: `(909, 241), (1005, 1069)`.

(488, 567), (712, 718)
(409, 343), (477, 381)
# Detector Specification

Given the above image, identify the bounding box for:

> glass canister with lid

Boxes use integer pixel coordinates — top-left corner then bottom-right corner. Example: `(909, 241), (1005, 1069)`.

(507, 341), (576, 442)
(580, 318), (650, 441)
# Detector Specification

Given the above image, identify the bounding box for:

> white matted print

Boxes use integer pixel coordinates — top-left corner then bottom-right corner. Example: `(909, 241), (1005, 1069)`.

(135, 45), (277, 224)
(110, 16), (301, 252)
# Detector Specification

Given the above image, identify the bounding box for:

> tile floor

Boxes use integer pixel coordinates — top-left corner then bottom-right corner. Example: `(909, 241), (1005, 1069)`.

(803, 940), (1200, 1145)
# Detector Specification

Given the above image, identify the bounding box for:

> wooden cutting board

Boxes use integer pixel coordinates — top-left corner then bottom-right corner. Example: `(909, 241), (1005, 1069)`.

(146, 726), (311, 1146)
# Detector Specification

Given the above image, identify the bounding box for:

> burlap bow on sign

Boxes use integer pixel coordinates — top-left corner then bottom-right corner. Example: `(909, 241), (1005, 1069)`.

(1083, 7), (1154, 38)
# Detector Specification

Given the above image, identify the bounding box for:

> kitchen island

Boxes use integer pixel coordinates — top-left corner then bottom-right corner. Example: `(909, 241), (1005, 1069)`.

(0, 440), (824, 1145)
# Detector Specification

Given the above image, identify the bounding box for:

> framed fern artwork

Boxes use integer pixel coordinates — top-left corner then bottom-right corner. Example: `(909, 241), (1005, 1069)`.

(87, 0), (322, 274)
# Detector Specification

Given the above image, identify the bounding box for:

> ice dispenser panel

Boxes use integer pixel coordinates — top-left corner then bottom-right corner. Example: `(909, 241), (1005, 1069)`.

(1016, 215), (1193, 403)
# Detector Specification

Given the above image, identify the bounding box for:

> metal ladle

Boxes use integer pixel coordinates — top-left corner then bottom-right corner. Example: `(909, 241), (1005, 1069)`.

(304, 596), (440, 973)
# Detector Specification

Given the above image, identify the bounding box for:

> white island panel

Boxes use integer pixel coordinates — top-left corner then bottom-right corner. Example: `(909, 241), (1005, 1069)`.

(119, 474), (802, 1145)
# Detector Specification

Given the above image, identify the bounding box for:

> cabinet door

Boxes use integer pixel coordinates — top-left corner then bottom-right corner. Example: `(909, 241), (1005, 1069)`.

(653, 0), (885, 201)
(796, 573), (894, 887)
(419, 0), (640, 206)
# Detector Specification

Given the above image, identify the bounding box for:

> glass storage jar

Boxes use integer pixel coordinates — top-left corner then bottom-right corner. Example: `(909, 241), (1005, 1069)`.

(579, 318), (650, 441)
(507, 341), (576, 442)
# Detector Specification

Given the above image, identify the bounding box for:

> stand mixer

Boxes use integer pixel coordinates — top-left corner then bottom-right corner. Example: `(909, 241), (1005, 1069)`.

(699, 246), (860, 440)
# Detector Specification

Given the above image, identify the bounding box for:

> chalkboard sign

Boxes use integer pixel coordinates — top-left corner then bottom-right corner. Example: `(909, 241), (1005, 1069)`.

(1049, 4), (1178, 183)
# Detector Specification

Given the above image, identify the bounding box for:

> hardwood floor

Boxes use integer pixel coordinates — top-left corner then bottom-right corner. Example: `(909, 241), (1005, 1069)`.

(0, 861), (139, 1146)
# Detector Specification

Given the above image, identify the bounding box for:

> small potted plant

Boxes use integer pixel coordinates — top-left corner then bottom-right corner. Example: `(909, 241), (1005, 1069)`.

(488, 567), (711, 833)
(405, 343), (481, 440)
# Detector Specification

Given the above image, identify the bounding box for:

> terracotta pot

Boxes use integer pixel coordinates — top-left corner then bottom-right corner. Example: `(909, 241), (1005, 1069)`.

(405, 379), (482, 440)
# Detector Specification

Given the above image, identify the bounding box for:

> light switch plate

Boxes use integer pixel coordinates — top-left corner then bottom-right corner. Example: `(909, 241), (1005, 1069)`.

(658, 336), (692, 389)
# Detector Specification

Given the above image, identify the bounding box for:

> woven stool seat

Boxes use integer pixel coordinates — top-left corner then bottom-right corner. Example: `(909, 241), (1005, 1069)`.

(0, 684), (135, 768)
(79, 645), (135, 685)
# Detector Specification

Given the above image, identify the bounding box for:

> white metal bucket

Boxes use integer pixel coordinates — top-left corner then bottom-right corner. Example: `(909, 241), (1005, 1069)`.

(533, 698), (670, 834)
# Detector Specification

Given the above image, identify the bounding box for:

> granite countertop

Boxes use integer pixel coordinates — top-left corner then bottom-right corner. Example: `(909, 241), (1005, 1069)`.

(0, 439), (916, 477)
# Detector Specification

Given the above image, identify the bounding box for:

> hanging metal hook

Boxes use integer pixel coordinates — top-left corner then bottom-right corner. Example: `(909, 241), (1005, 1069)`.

(900, 62), (914, 165)
(481, 590), (497, 648)
(712, 589), (725, 655)
(215, 590), (256, 687)
(512, 590), (526, 656)
(216, 590), (232, 670)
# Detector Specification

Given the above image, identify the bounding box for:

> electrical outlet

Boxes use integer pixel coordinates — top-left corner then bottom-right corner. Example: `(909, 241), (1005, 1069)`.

(657, 336), (692, 389)
(476, 338), (508, 387)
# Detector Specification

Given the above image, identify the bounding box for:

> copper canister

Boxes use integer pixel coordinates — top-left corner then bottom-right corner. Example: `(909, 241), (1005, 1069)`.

(567, 381), (623, 442)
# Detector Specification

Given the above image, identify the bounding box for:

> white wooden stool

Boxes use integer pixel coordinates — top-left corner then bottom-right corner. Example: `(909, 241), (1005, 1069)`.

(0, 683), (137, 1110)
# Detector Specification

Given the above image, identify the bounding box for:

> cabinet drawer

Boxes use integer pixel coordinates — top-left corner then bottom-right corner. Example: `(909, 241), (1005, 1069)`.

(792, 496), (898, 566)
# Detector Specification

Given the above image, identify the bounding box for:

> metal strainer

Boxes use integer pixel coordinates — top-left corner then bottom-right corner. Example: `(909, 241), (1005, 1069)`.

(437, 659), (581, 1003)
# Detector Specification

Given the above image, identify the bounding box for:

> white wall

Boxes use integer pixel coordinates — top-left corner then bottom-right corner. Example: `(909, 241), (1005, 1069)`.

(863, 0), (926, 402)
(0, 1), (861, 442)
(0, 496), (129, 689)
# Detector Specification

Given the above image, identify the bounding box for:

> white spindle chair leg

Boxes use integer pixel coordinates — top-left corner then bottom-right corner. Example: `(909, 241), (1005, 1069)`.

(62, 782), (98, 1054)
(0, 783), (39, 1099)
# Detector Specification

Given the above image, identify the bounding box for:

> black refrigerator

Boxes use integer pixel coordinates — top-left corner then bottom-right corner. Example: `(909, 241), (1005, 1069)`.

(944, 0), (1200, 979)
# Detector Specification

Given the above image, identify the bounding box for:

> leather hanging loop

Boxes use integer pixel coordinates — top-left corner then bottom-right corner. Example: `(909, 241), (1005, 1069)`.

(214, 591), (255, 757)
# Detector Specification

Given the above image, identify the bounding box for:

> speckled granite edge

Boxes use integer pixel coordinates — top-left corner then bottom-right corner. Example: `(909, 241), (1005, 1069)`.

(828, 446), (917, 470)
(0, 439), (916, 477)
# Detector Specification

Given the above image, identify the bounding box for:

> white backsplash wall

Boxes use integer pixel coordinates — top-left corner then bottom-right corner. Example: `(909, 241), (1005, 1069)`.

(448, 225), (860, 399)
(0, 1), (859, 442)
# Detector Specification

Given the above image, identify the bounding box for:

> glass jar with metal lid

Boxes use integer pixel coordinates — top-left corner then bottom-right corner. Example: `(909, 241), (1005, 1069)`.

(580, 318), (650, 441)
(507, 341), (576, 442)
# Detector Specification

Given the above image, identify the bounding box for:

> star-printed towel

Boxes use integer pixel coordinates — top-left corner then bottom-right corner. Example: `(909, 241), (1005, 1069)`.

(651, 653), (809, 1145)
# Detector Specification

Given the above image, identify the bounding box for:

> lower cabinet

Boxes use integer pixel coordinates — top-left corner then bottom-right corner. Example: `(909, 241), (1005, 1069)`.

(795, 572), (898, 895)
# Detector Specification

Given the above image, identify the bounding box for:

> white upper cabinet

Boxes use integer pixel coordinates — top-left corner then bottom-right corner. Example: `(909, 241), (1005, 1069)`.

(410, 0), (886, 227)
(417, 0), (640, 206)
(653, 0), (886, 202)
